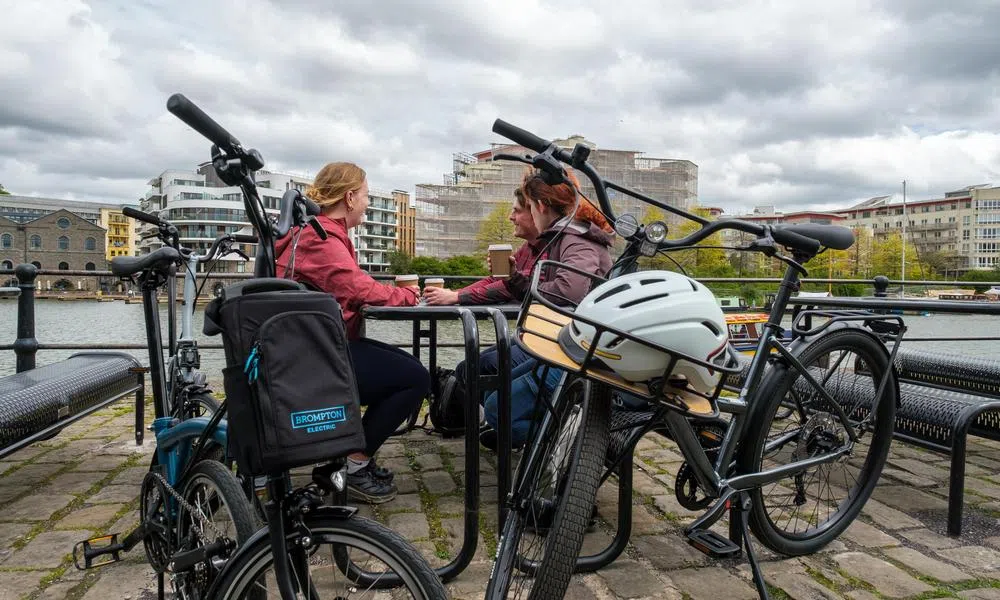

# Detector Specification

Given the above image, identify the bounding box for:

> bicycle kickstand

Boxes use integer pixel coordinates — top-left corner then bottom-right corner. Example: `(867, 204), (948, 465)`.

(736, 491), (771, 600)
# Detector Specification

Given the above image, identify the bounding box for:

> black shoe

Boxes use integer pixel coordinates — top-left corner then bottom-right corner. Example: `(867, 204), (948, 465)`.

(479, 425), (523, 453)
(369, 457), (394, 483)
(347, 462), (398, 505)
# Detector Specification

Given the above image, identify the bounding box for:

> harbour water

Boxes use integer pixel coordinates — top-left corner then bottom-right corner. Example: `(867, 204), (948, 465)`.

(0, 298), (997, 381)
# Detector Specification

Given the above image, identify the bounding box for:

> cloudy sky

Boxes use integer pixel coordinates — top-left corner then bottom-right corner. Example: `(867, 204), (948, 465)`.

(2, 0), (999, 216)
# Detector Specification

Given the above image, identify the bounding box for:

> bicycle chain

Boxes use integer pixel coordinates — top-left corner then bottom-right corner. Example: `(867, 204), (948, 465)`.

(151, 471), (228, 542)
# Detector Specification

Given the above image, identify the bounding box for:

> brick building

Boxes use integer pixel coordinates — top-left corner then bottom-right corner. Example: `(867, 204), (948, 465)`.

(0, 209), (108, 291)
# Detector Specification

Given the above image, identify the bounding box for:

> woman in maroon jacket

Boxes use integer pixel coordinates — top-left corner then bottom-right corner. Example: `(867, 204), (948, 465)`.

(275, 162), (428, 504)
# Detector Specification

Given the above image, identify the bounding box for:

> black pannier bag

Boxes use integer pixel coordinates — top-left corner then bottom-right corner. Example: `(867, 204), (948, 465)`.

(204, 278), (366, 475)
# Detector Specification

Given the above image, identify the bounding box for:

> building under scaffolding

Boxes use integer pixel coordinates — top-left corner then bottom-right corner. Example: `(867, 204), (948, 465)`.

(414, 136), (698, 258)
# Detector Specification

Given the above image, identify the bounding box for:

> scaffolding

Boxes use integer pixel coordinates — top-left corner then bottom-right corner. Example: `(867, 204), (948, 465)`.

(415, 138), (699, 258)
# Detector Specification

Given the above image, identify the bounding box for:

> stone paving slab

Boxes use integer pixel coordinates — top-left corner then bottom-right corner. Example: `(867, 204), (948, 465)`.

(2, 402), (1000, 600)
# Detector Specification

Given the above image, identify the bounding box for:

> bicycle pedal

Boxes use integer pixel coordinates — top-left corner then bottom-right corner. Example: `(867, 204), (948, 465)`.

(72, 534), (126, 570)
(686, 529), (741, 558)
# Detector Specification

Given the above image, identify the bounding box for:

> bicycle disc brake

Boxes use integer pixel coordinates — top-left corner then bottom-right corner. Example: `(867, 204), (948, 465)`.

(674, 423), (725, 511)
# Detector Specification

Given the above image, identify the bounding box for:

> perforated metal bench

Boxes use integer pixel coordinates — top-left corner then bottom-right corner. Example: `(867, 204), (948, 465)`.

(0, 352), (145, 459)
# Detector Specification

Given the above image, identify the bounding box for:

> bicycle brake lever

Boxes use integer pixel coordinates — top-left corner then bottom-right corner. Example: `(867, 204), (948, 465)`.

(231, 248), (249, 261)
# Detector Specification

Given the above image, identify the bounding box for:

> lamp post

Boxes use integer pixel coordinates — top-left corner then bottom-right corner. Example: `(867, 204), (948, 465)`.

(901, 180), (907, 298)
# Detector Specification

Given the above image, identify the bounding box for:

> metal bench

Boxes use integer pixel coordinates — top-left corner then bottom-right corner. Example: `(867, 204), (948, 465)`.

(0, 352), (145, 459)
(891, 348), (1000, 535)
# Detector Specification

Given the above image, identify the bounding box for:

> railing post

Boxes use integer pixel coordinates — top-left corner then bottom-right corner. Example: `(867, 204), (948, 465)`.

(14, 263), (38, 372)
(873, 275), (889, 298)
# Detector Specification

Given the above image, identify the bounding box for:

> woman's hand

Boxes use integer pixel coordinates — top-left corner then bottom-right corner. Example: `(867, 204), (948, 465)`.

(423, 287), (459, 305)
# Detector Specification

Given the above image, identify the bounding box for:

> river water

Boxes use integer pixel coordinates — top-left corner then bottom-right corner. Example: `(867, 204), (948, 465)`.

(1, 298), (997, 382)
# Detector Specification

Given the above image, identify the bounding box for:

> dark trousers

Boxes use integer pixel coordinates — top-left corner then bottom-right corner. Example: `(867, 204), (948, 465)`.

(349, 338), (430, 456)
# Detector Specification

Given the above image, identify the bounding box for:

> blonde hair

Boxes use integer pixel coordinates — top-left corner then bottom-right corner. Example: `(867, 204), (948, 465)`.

(305, 162), (367, 209)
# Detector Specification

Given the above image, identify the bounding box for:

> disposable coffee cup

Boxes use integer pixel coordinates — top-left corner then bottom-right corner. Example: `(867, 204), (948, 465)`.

(489, 244), (513, 278)
(394, 274), (419, 289)
(424, 278), (445, 289)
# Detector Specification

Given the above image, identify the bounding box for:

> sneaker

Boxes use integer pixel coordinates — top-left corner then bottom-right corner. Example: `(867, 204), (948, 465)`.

(369, 456), (394, 483)
(479, 425), (524, 453)
(347, 462), (398, 505)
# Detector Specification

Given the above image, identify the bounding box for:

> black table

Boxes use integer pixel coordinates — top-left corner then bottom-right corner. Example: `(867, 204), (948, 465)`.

(361, 303), (519, 582)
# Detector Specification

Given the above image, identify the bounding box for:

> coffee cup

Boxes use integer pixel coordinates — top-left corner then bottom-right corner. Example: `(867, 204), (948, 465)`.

(424, 278), (445, 289)
(394, 274), (419, 289)
(488, 244), (514, 278)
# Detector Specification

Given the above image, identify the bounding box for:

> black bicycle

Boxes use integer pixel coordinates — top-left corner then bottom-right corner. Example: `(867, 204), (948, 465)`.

(166, 93), (448, 600)
(484, 119), (901, 600)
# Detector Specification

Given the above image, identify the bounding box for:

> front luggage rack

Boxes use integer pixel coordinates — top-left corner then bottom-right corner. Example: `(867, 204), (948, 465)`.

(515, 260), (742, 418)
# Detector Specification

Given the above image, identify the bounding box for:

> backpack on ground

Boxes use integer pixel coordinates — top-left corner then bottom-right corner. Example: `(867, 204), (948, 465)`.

(427, 367), (466, 438)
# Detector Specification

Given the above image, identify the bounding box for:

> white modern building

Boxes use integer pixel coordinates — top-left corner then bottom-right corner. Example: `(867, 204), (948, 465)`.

(140, 165), (404, 273)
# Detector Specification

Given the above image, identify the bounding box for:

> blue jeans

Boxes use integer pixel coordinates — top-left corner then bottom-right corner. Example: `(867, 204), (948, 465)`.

(484, 360), (564, 448)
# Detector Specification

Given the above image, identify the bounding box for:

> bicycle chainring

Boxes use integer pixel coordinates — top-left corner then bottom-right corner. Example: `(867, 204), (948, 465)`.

(140, 471), (174, 572)
(674, 423), (726, 511)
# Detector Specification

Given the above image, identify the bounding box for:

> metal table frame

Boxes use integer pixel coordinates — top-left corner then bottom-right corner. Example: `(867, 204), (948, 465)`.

(362, 304), (518, 582)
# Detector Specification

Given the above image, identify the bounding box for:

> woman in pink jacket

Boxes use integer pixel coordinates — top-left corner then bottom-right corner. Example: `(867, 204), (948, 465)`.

(275, 162), (428, 505)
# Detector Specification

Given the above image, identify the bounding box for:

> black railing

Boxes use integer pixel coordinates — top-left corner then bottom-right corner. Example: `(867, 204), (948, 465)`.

(5, 264), (1000, 372)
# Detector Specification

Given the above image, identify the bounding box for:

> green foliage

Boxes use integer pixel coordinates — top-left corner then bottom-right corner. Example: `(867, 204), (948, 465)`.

(388, 250), (412, 275)
(0, 183), (9, 195)
(476, 201), (521, 252)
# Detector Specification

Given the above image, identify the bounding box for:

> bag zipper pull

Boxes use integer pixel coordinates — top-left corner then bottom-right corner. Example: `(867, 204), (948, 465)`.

(244, 342), (261, 382)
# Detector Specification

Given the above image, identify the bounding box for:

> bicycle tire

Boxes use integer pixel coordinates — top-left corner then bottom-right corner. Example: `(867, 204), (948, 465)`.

(212, 513), (446, 600)
(174, 460), (259, 600)
(487, 380), (611, 600)
(738, 327), (896, 556)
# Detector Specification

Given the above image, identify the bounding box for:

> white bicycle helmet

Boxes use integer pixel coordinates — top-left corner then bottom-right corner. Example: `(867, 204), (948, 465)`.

(558, 271), (733, 392)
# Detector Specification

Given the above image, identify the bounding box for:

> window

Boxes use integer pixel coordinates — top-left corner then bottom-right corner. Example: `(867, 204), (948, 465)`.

(1, 260), (12, 270)
(58, 261), (69, 270)
(57, 217), (71, 229)
(85, 237), (96, 251)
(58, 236), (69, 250)
(0, 233), (11, 249)
(85, 262), (96, 270)
(964, 216), (971, 225)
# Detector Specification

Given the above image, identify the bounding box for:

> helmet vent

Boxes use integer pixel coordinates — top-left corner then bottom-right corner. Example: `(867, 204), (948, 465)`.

(606, 335), (625, 349)
(620, 292), (671, 309)
(595, 283), (631, 303)
(701, 320), (722, 336)
(640, 278), (664, 285)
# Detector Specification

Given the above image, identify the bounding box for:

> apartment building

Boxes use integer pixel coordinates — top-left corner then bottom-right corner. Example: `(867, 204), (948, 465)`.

(141, 166), (404, 272)
(415, 136), (698, 258)
(724, 184), (1000, 272)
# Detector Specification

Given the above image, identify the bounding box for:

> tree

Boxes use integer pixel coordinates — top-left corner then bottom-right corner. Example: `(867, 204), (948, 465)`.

(0, 183), (9, 195)
(640, 205), (734, 278)
(387, 250), (412, 275)
(443, 255), (488, 276)
(476, 202), (521, 253)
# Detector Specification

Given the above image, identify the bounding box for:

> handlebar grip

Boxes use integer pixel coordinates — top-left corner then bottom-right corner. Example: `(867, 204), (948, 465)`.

(122, 206), (162, 226)
(771, 226), (821, 254)
(492, 119), (551, 153)
(301, 196), (321, 216)
(232, 234), (258, 244)
(166, 93), (239, 153)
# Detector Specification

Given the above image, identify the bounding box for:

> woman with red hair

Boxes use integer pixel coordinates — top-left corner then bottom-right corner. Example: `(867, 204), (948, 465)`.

(480, 169), (615, 450)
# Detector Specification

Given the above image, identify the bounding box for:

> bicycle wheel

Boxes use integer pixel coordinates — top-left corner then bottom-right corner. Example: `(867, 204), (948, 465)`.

(486, 378), (611, 600)
(738, 327), (896, 556)
(174, 460), (259, 600)
(182, 391), (221, 419)
(212, 513), (446, 599)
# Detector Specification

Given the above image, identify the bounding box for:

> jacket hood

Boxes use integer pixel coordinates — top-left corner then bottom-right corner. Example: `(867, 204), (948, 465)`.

(541, 217), (615, 248)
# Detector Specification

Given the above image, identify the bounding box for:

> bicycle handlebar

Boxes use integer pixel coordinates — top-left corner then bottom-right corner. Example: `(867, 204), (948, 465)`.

(491, 118), (838, 256)
(123, 206), (163, 226)
(167, 93), (240, 154)
(232, 234), (259, 244)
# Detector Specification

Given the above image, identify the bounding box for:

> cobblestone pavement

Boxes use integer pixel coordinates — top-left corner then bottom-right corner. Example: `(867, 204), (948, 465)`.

(1, 401), (999, 599)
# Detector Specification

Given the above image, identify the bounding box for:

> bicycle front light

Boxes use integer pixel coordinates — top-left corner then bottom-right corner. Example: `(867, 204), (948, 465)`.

(645, 221), (668, 243)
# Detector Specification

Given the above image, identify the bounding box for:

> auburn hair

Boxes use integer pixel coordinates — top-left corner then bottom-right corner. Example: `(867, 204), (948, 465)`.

(305, 162), (366, 209)
(519, 169), (612, 233)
